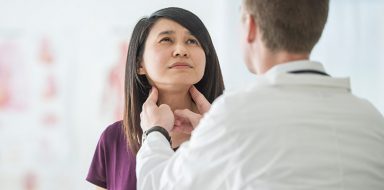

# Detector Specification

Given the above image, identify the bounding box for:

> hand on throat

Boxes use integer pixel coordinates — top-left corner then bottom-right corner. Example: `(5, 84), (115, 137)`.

(156, 85), (198, 148)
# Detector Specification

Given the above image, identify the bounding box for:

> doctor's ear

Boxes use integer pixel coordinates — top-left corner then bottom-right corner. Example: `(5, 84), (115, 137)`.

(245, 14), (257, 43)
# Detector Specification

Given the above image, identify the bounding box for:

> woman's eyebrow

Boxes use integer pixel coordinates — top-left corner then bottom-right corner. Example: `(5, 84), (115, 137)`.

(158, 30), (175, 36)
(158, 30), (193, 36)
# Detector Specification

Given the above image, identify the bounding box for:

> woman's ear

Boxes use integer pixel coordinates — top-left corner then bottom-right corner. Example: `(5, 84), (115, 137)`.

(137, 59), (147, 75)
(138, 66), (146, 75)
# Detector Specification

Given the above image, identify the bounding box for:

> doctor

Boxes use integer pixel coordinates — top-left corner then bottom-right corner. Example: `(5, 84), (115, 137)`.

(137, 0), (384, 189)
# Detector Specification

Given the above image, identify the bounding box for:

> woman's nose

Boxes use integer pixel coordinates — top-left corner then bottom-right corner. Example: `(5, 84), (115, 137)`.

(172, 44), (189, 57)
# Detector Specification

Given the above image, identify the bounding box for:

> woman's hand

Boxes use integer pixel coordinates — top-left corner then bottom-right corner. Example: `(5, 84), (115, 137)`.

(140, 87), (174, 132)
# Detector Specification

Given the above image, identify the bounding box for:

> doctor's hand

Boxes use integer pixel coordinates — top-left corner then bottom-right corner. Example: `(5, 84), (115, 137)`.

(173, 86), (211, 134)
(140, 87), (174, 132)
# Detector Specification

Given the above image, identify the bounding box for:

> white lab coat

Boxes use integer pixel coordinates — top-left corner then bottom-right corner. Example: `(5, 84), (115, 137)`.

(137, 60), (384, 190)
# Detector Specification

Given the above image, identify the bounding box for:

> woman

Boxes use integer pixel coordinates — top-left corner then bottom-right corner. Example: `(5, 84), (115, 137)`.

(86, 7), (224, 190)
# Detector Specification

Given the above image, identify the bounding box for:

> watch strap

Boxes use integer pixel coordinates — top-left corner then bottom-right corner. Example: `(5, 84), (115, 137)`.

(143, 126), (172, 145)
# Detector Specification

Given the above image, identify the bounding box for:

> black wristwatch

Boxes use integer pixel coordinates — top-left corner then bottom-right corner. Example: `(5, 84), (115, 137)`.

(142, 126), (172, 145)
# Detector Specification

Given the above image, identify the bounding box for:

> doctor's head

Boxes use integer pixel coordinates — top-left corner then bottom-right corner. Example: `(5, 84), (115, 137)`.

(240, 0), (329, 74)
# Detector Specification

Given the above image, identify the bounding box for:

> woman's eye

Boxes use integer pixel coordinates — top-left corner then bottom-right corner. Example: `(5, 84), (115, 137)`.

(159, 37), (172, 43)
(187, 39), (199, 45)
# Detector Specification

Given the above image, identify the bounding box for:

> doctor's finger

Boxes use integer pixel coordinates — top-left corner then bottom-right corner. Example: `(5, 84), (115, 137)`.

(190, 85), (211, 114)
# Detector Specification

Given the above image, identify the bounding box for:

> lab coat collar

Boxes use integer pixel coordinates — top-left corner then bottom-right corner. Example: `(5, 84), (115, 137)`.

(260, 60), (351, 91)
(265, 60), (326, 76)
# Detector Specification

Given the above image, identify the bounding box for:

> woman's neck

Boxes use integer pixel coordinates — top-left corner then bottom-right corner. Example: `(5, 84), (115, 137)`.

(156, 85), (196, 148)
(157, 87), (195, 111)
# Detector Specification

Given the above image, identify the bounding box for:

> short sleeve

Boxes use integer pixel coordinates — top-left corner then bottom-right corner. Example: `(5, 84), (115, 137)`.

(86, 130), (108, 188)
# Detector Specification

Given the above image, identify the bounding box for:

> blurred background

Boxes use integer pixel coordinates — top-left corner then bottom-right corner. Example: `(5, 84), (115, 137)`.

(0, 0), (383, 189)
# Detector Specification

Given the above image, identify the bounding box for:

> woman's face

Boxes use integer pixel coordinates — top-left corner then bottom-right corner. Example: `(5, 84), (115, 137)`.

(139, 18), (206, 88)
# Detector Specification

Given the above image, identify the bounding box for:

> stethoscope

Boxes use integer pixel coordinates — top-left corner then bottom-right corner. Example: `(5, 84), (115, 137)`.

(288, 69), (329, 76)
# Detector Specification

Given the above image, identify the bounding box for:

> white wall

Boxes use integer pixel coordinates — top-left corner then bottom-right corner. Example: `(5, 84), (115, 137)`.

(0, 0), (383, 189)
(313, 0), (384, 115)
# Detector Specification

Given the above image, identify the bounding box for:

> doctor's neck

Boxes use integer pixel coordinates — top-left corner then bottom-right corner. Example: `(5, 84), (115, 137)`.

(257, 48), (310, 74)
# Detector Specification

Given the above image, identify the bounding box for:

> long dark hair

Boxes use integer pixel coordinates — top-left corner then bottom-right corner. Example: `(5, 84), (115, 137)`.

(123, 7), (225, 154)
